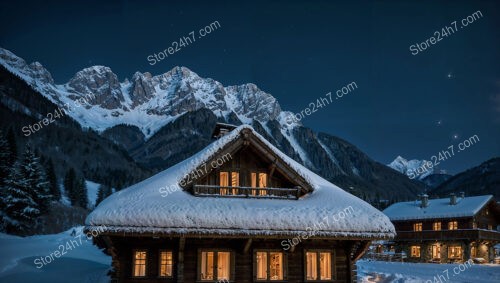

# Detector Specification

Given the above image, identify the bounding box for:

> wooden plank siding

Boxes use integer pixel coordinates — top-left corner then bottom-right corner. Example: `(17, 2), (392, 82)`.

(105, 236), (359, 283)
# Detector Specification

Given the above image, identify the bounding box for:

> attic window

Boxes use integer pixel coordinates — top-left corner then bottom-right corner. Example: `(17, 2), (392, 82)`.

(194, 171), (300, 200)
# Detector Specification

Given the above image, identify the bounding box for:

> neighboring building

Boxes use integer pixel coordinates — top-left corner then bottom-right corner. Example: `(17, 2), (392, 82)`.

(85, 124), (395, 283)
(383, 194), (500, 263)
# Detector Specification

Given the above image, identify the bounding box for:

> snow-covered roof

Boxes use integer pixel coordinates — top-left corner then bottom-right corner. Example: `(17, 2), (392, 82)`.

(383, 195), (493, 221)
(85, 125), (395, 239)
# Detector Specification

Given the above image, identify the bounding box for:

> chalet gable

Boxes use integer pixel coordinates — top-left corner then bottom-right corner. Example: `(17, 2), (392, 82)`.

(179, 127), (313, 199)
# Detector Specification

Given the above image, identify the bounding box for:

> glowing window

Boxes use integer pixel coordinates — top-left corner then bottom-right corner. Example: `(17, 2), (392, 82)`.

(433, 222), (441, 231)
(231, 172), (239, 195)
(410, 246), (420, 257)
(431, 245), (440, 259)
(200, 251), (232, 281)
(448, 221), (458, 230)
(448, 246), (462, 259)
(306, 251), (332, 281)
(133, 251), (147, 277)
(413, 223), (422, 231)
(220, 172), (229, 195)
(159, 251), (173, 277)
(255, 251), (284, 281)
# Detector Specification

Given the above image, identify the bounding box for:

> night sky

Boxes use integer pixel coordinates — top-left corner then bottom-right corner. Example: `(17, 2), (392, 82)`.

(1, 0), (499, 174)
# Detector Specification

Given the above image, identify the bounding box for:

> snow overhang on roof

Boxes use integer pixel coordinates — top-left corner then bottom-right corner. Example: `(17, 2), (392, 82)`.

(85, 125), (395, 239)
(383, 195), (494, 221)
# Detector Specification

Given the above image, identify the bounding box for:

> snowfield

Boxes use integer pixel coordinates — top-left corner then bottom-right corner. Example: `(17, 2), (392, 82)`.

(357, 260), (500, 283)
(0, 227), (110, 283)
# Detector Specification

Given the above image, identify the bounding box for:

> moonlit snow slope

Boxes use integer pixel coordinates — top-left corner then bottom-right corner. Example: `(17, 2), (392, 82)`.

(357, 260), (500, 283)
(0, 227), (110, 283)
(86, 125), (395, 238)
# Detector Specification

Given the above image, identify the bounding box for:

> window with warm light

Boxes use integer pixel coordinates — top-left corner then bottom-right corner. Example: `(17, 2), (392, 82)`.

(251, 172), (268, 196)
(220, 172), (229, 195)
(448, 221), (458, 230)
(159, 251), (173, 277)
(133, 250), (147, 277)
(199, 251), (232, 281)
(231, 172), (240, 195)
(432, 222), (441, 231)
(255, 251), (284, 281)
(410, 246), (420, 257)
(220, 171), (239, 195)
(305, 251), (333, 281)
(413, 223), (423, 231)
(431, 245), (440, 259)
(448, 246), (462, 259)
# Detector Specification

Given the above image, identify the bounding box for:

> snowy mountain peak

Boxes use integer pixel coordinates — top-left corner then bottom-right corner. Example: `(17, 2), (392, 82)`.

(388, 156), (433, 180)
(0, 47), (299, 138)
(67, 65), (125, 110)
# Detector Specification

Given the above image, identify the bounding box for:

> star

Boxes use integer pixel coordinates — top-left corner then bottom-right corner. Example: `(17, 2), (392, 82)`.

(437, 120), (442, 126)
(453, 134), (459, 139)
(447, 73), (454, 79)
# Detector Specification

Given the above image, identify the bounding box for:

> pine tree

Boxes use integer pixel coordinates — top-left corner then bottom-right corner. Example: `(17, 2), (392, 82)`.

(6, 128), (17, 167)
(45, 159), (60, 201)
(0, 144), (55, 234)
(75, 177), (88, 209)
(1, 159), (42, 235)
(96, 184), (112, 205)
(0, 131), (11, 187)
(18, 146), (52, 215)
(64, 168), (77, 205)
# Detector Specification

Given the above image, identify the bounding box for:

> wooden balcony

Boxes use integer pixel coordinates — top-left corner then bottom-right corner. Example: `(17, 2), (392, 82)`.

(193, 185), (300, 200)
(394, 229), (500, 242)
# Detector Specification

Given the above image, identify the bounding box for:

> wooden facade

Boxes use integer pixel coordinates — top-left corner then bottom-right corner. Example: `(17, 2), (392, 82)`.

(89, 125), (391, 282)
(95, 235), (370, 283)
(389, 197), (500, 263)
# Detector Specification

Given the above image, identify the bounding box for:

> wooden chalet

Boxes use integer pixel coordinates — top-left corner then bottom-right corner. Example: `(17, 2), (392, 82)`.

(383, 194), (500, 263)
(85, 124), (395, 282)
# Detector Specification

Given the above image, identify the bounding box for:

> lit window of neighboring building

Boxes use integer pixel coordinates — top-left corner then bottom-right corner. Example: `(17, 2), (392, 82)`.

(410, 246), (421, 257)
(413, 223), (422, 231)
(432, 222), (441, 231)
(448, 221), (458, 230)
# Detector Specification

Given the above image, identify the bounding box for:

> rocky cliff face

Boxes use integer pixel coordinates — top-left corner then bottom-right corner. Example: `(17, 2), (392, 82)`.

(0, 47), (426, 201)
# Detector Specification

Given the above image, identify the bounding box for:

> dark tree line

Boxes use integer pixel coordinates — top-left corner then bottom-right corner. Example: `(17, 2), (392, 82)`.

(0, 129), (90, 235)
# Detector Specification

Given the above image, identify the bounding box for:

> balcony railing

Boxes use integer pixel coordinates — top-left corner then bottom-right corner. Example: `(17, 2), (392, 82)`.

(394, 229), (500, 241)
(193, 185), (300, 200)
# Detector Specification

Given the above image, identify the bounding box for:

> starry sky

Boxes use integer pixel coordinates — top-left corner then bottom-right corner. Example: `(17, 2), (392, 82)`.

(1, 0), (499, 174)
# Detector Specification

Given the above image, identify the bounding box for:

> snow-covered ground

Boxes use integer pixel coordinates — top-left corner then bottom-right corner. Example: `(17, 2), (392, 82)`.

(0, 227), (110, 283)
(357, 260), (500, 283)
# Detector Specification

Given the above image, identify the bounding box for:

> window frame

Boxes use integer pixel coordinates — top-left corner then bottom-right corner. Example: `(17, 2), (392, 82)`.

(132, 249), (147, 278)
(410, 246), (421, 258)
(158, 250), (174, 278)
(250, 171), (269, 196)
(304, 250), (335, 282)
(197, 249), (235, 282)
(431, 245), (441, 259)
(413, 222), (423, 232)
(432, 222), (441, 231)
(254, 250), (287, 282)
(219, 170), (240, 195)
(448, 246), (462, 259)
(448, 221), (458, 230)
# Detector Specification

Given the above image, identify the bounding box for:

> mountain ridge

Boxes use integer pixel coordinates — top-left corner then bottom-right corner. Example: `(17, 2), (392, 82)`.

(0, 47), (427, 202)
